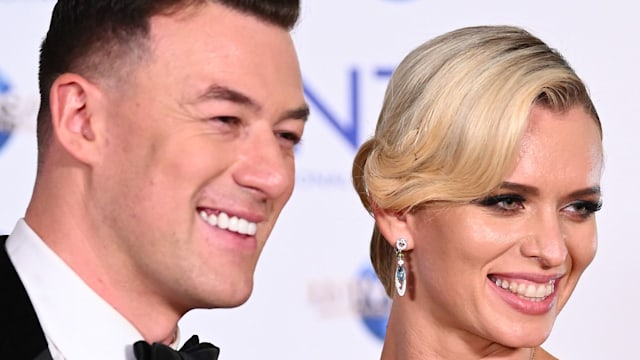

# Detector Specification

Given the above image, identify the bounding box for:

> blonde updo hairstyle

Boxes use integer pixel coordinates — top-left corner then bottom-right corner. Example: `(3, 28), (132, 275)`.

(352, 25), (600, 297)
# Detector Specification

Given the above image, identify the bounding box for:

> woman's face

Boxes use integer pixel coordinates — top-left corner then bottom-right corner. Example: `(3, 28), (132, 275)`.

(404, 104), (603, 347)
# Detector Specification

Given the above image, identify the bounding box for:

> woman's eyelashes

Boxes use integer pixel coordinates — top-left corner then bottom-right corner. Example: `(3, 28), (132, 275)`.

(475, 193), (526, 213)
(474, 193), (603, 219)
(562, 199), (603, 220)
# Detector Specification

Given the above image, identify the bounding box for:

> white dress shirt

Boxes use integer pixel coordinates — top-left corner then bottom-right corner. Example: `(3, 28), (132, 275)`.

(5, 219), (164, 360)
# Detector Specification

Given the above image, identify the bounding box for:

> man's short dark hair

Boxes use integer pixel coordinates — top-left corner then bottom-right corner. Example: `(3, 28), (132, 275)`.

(36, 0), (300, 160)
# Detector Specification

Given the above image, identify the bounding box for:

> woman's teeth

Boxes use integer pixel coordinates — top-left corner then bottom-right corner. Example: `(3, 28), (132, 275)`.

(489, 275), (555, 301)
(199, 210), (257, 236)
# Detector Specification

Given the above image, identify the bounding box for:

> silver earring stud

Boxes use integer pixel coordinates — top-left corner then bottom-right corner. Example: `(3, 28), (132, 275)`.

(395, 238), (407, 297)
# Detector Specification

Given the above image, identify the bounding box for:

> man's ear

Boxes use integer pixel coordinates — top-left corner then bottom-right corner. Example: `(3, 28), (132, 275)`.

(49, 73), (105, 164)
(372, 205), (415, 250)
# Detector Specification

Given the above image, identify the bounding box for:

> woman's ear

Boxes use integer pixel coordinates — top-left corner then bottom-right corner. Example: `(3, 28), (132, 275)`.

(49, 73), (106, 164)
(372, 205), (415, 250)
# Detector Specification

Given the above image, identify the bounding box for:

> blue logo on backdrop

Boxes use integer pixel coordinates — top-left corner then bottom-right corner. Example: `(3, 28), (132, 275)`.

(303, 67), (393, 150)
(297, 67), (394, 189)
(0, 70), (14, 150)
(307, 262), (391, 342)
(355, 264), (391, 341)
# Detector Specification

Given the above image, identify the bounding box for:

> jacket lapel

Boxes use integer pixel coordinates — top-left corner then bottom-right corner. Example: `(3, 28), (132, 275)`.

(0, 235), (53, 359)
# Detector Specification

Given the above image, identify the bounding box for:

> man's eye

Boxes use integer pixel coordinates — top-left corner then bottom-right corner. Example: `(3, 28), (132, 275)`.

(213, 116), (240, 125)
(276, 131), (302, 147)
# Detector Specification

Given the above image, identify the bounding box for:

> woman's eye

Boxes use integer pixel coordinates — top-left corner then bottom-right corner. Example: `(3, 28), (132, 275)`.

(564, 200), (603, 219)
(475, 194), (525, 212)
(497, 198), (523, 210)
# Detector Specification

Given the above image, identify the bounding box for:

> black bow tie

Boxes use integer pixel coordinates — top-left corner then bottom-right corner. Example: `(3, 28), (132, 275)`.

(133, 335), (220, 360)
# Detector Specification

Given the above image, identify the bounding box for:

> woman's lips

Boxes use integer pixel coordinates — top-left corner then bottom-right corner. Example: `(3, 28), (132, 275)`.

(487, 274), (561, 315)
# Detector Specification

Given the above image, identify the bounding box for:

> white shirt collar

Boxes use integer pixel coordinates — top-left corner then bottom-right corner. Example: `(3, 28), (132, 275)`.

(6, 219), (148, 360)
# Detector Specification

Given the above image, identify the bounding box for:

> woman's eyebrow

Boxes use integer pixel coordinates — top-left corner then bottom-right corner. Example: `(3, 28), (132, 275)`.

(499, 182), (539, 196)
(499, 182), (601, 198)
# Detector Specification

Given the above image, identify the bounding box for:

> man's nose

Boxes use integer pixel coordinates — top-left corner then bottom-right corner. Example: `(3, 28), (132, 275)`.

(233, 128), (292, 200)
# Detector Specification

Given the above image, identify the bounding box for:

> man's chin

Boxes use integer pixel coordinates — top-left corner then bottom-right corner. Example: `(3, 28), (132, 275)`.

(199, 280), (255, 309)
(220, 289), (253, 309)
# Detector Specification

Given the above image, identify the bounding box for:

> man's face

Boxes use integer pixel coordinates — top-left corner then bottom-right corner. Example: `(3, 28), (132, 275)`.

(91, 3), (307, 311)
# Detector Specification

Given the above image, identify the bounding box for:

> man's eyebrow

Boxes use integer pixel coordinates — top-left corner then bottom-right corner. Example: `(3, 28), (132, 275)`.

(197, 84), (309, 122)
(282, 106), (310, 122)
(197, 84), (260, 110)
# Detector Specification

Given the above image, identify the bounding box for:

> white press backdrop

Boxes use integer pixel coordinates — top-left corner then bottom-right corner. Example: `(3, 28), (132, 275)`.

(1, 1), (638, 359)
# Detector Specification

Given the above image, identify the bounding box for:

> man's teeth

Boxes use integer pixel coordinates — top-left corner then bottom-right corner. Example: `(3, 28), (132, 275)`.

(199, 210), (257, 236)
(489, 276), (555, 301)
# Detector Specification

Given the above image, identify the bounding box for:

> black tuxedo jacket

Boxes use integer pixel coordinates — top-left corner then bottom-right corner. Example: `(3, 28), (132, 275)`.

(1, 235), (53, 359)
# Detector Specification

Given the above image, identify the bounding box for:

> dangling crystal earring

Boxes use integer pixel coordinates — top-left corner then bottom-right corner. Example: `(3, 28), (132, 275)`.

(395, 238), (408, 297)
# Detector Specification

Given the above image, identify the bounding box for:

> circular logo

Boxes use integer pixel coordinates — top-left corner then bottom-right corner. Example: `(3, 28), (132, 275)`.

(354, 265), (391, 341)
